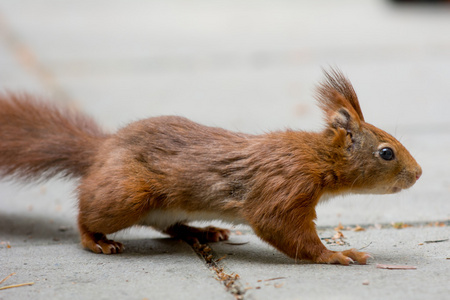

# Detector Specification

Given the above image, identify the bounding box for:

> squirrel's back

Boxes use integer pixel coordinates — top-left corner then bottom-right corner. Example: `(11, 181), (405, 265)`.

(0, 93), (108, 181)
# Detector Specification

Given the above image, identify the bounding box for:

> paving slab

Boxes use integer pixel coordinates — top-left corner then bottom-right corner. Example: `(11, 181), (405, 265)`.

(0, 238), (233, 300)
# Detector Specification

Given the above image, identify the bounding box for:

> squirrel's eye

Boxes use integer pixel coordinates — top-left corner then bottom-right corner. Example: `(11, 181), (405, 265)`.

(379, 147), (395, 161)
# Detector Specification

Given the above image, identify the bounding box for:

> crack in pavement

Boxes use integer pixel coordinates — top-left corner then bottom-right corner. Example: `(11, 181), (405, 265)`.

(190, 242), (246, 300)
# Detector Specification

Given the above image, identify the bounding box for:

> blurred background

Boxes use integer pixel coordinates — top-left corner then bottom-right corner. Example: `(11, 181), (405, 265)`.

(0, 0), (449, 227)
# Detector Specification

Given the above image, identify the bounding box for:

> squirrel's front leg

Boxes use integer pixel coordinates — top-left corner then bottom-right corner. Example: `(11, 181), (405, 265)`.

(292, 224), (370, 265)
(247, 201), (370, 265)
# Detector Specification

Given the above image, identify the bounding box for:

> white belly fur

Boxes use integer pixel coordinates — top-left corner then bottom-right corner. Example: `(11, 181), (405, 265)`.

(139, 209), (247, 230)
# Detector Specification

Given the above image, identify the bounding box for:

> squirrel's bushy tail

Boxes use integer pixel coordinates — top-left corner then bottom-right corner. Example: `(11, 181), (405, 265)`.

(0, 93), (108, 181)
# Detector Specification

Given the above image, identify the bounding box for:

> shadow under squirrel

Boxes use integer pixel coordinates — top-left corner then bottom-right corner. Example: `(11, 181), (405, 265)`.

(0, 69), (421, 265)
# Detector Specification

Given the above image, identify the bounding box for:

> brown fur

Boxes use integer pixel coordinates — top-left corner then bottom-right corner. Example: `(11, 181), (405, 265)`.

(0, 70), (422, 264)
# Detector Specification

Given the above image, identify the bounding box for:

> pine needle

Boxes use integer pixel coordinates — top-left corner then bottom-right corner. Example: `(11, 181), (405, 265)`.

(0, 282), (35, 290)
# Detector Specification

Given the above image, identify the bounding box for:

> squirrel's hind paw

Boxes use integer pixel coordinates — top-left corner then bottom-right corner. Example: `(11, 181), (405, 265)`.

(81, 232), (124, 254)
(164, 223), (230, 244)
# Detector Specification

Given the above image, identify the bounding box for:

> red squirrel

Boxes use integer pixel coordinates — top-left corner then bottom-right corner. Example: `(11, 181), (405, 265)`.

(0, 69), (421, 265)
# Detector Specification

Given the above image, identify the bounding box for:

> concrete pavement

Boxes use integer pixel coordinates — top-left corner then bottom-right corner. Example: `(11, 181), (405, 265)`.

(0, 1), (449, 299)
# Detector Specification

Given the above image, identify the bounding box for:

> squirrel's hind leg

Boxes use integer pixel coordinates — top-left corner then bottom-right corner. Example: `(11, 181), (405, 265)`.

(76, 172), (155, 254)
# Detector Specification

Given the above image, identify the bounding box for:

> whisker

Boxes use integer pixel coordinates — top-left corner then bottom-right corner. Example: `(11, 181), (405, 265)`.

(350, 172), (363, 190)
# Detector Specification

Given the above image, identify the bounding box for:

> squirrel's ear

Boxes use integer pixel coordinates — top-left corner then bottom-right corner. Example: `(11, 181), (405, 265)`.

(318, 89), (361, 133)
(330, 107), (356, 132)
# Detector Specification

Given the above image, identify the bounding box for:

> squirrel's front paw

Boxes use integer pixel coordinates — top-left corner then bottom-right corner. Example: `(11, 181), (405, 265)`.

(315, 248), (371, 265)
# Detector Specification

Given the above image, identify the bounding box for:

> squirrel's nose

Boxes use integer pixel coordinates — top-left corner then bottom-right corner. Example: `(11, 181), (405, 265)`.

(415, 166), (422, 181)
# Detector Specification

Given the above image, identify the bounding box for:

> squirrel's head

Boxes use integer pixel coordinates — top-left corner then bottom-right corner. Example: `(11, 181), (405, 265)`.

(316, 69), (422, 195)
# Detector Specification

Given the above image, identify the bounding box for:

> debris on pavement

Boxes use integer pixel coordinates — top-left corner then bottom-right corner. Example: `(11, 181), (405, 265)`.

(0, 273), (34, 291)
(376, 264), (417, 270)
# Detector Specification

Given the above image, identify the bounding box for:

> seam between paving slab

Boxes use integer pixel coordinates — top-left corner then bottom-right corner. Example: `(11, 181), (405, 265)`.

(315, 219), (450, 231)
(0, 12), (75, 105)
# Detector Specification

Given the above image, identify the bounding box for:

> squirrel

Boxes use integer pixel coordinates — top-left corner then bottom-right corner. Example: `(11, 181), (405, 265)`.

(0, 69), (421, 265)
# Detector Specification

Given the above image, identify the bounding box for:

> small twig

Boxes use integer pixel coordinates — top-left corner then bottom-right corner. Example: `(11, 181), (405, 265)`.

(376, 264), (417, 270)
(0, 282), (35, 290)
(257, 277), (287, 282)
(359, 242), (372, 250)
(0, 273), (15, 285)
(424, 239), (449, 244)
(215, 255), (227, 263)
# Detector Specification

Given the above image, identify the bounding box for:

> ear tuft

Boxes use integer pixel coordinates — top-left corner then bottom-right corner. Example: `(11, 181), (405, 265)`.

(316, 68), (365, 124)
